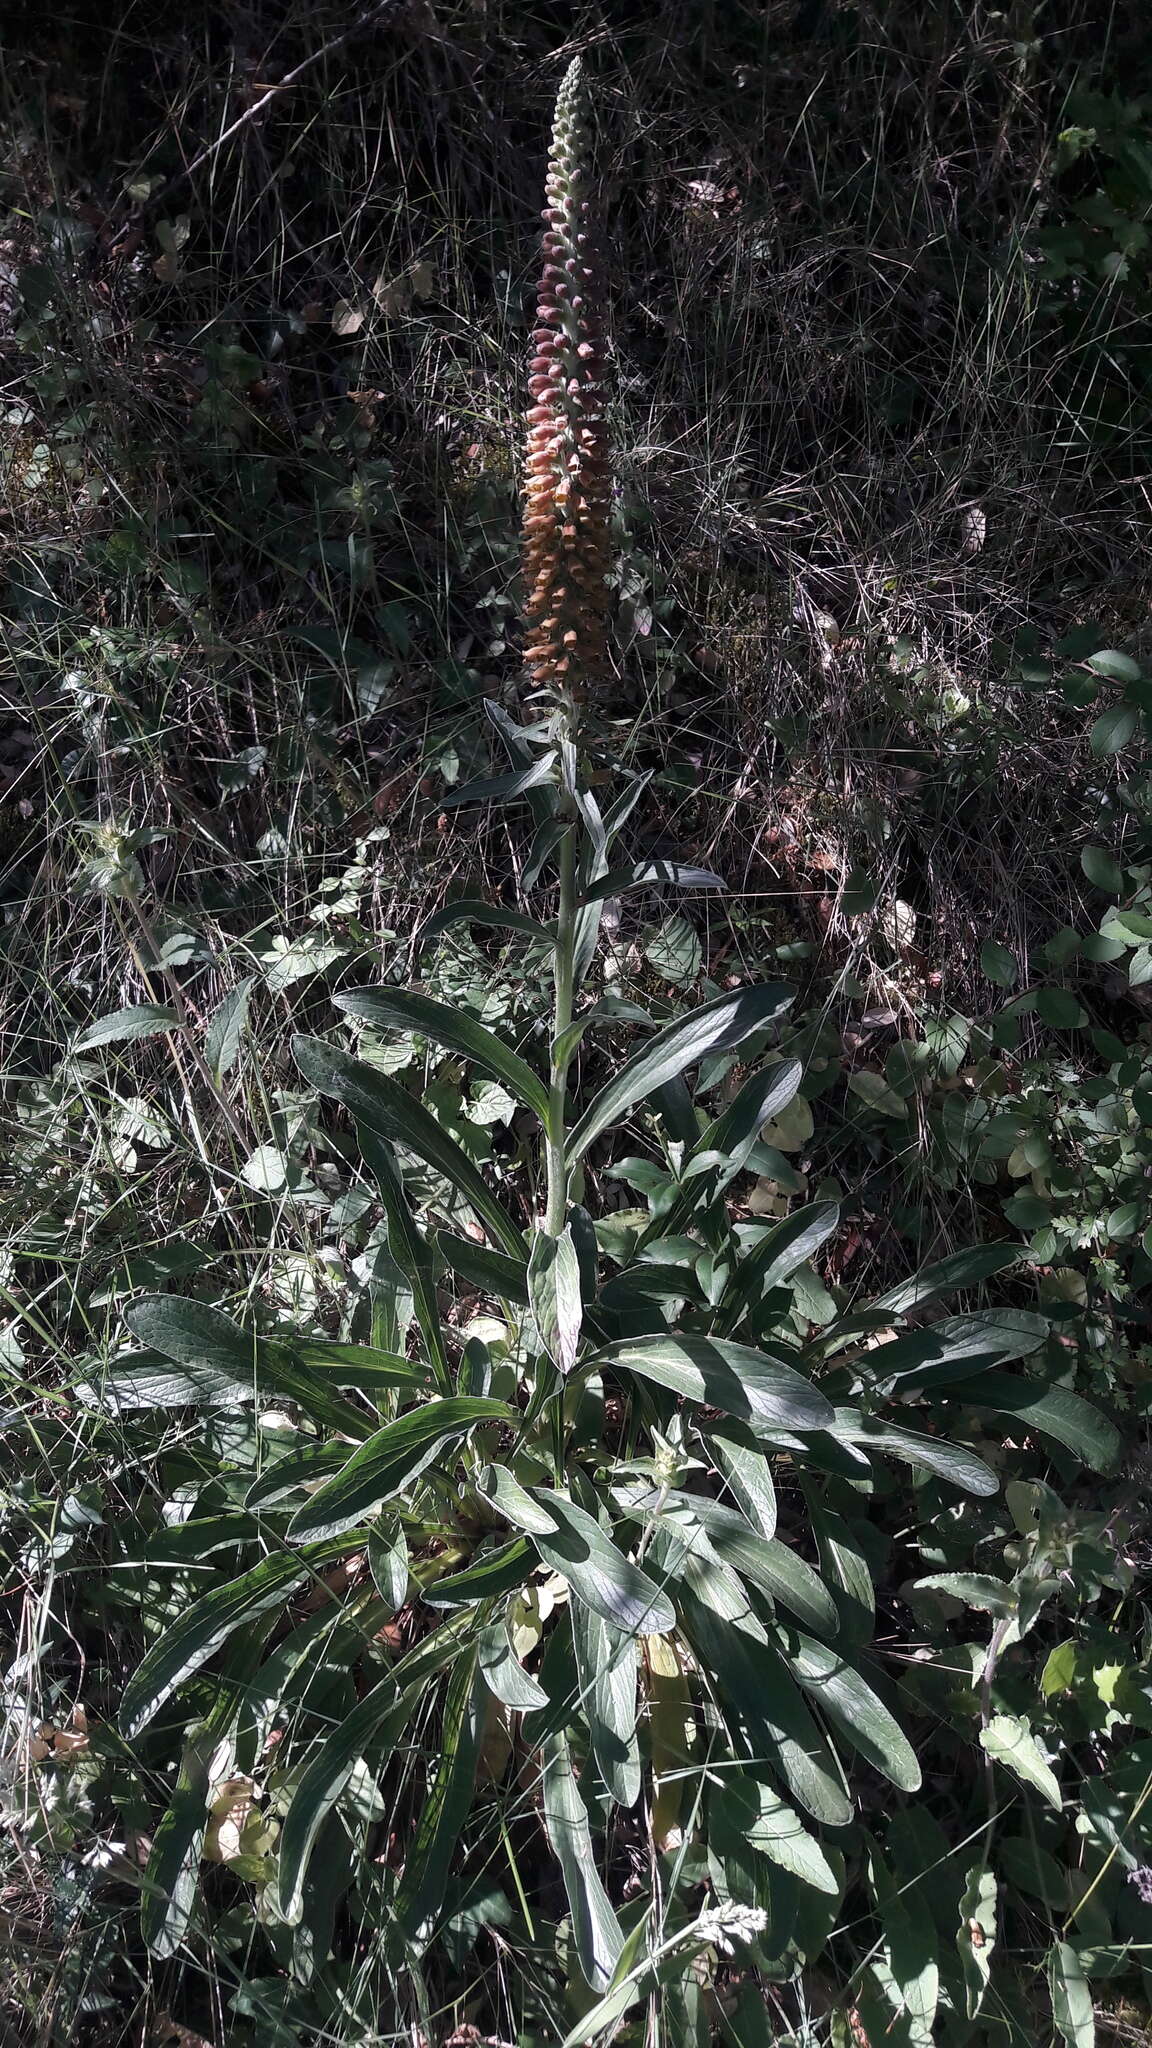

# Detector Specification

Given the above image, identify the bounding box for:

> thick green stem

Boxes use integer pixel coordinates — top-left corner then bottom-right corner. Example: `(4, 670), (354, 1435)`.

(545, 813), (578, 1237)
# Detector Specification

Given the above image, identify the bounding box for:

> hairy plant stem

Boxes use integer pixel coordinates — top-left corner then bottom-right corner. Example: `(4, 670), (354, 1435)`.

(545, 806), (578, 1238)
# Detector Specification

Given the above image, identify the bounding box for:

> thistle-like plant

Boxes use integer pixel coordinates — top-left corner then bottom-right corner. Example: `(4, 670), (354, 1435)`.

(522, 56), (611, 706)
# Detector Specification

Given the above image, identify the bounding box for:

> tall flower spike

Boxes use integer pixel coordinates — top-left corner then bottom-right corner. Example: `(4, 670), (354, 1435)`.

(522, 57), (611, 706)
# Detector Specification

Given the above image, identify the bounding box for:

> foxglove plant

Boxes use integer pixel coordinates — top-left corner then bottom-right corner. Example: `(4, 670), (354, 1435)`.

(104, 55), (1119, 2040)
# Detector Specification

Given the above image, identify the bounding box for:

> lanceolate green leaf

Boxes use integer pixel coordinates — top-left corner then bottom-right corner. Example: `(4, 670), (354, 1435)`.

(413, 899), (554, 961)
(356, 1126), (450, 1388)
(122, 1296), (388, 1442)
(476, 1463), (559, 1534)
(870, 1244), (1022, 1317)
(635, 1490), (836, 1634)
(579, 860), (727, 903)
(528, 1224), (583, 1372)
(204, 975), (256, 1083)
(283, 1338), (432, 1393)
(869, 1309), (1047, 1389)
(120, 1539), (356, 1739)
(286, 1398), (513, 1544)
(276, 1611), (476, 1924)
(684, 1059), (804, 1184)
(713, 1776), (841, 1893)
(540, 1730), (625, 1992)
(438, 754), (558, 807)
(435, 1230), (529, 1303)
(676, 1584), (852, 1826)
(1049, 1941), (1095, 2048)
(530, 1491), (675, 1635)
(594, 1332), (833, 1432)
(293, 1035), (525, 1257)
(719, 1201), (840, 1333)
(568, 983), (794, 1160)
(141, 1631), (260, 1955)
(784, 1631), (922, 1791)
(421, 1537), (534, 1607)
(942, 1372), (1121, 1473)
(245, 1446), (348, 1511)
(572, 1602), (641, 1808)
(829, 1411), (999, 1495)
(336, 986), (550, 1122)
(700, 1510), (839, 1637)
(393, 1654), (484, 1941)
(707, 1423), (777, 1539)
(479, 1620), (549, 1710)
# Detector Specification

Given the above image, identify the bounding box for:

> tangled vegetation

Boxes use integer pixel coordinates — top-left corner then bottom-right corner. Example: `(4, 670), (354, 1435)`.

(1, 6), (1151, 2047)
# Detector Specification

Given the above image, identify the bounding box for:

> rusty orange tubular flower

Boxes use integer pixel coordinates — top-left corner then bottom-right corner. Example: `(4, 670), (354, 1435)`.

(522, 57), (611, 708)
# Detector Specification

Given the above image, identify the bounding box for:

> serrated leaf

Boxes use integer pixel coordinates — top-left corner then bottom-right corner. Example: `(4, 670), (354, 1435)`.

(204, 977), (256, 1083)
(74, 1002), (179, 1051)
(1082, 845), (1124, 891)
(916, 1572), (1017, 1616)
(530, 1492), (674, 1636)
(980, 1713), (1062, 1808)
(847, 1070), (908, 1118)
(336, 986), (550, 1122)
(1036, 987), (1087, 1029)
(569, 984), (794, 1161)
(286, 1398), (512, 1543)
(593, 1332), (833, 1432)
(643, 913), (702, 986)
(1085, 648), (1141, 683)
(1090, 704), (1139, 755)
